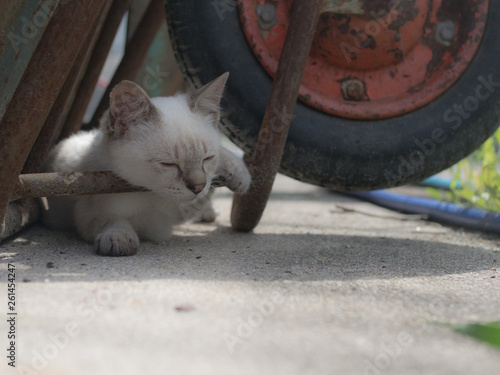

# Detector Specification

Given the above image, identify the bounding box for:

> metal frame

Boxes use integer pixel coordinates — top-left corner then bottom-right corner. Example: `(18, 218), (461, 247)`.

(0, 0), (164, 240)
(0, 0), (321, 240)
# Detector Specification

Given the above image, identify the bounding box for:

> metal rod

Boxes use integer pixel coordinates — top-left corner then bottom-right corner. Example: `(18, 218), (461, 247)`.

(11, 172), (144, 201)
(231, 0), (323, 232)
(11, 172), (230, 201)
(89, 0), (165, 128)
(61, 0), (133, 139)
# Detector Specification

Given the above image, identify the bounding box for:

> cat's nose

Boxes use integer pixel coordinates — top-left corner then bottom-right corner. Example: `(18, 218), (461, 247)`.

(187, 183), (206, 195)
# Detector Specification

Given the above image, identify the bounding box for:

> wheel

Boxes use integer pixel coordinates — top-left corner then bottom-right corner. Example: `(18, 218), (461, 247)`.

(165, 0), (500, 191)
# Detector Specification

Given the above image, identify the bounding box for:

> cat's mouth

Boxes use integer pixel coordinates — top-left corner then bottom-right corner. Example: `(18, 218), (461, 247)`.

(151, 178), (225, 201)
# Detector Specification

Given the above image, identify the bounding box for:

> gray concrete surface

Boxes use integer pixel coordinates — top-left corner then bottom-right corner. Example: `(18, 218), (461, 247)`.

(1, 174), (499, 375)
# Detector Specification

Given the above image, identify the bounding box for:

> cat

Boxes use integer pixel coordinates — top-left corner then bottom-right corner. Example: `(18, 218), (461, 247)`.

(42, 72), (251, 256)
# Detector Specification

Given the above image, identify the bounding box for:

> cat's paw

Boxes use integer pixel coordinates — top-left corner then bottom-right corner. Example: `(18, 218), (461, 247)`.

(94, 229), (139, 256)
(219, 165), (251, 193)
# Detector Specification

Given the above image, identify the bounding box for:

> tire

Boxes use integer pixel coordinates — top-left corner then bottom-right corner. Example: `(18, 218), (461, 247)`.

(165, 0), (500, 191)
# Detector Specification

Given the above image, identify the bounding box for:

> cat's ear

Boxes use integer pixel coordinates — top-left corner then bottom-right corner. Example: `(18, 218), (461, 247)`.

(108, 81), (156, 137)
(189, 72), (229, 124)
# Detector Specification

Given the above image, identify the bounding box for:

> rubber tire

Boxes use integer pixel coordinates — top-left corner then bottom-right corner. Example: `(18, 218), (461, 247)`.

(165, 0), (500, 191)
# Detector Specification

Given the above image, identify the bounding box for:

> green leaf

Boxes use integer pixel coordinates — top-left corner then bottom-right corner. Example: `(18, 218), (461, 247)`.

(426, 187), (443, 200)
(454, 321), (500, 348)
(437, 125), (500, 214)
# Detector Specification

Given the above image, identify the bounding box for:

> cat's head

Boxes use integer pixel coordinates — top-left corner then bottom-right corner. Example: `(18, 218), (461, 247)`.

(101, 73), (229, 202)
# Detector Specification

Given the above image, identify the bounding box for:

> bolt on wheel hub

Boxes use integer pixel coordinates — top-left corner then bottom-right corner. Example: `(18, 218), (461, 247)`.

(238, 0), (489, 119)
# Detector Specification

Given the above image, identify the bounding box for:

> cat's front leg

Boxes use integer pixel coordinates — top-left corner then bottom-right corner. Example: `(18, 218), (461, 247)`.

(75, 199), (139, 256)
(215, 147), (251, 193)
(94, 220), (139, 256)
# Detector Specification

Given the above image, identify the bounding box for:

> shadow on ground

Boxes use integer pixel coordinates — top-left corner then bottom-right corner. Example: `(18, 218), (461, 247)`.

(1, 224), (497, 283)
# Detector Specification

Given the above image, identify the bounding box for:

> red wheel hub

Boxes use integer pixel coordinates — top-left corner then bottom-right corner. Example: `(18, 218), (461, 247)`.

(238, 0), (489, 119)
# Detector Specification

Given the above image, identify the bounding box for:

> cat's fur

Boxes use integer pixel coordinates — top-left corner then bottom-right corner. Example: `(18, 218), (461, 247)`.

(43, 73), (251, 256)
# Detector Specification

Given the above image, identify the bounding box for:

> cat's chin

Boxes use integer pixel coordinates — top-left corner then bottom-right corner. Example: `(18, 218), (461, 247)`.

(177, 195), (200, 204)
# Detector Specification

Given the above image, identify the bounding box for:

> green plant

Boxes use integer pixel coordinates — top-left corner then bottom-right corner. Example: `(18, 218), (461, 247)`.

(425, 131), (500, 349)
(427, 126), (500, 212)
(453, 321), (500, 348)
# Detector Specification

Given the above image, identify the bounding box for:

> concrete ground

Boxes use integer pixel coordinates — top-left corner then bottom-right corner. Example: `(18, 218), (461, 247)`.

(1, 174), (499, 375)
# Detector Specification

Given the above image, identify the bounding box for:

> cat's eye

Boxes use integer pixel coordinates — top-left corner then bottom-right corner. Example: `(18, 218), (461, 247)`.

(152, 159), (180, 171)
(203, 155), (215, 162)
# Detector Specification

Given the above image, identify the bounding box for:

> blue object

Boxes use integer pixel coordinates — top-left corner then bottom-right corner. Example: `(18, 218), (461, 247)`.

(419, 176), (461, 190)
(346, 190), (500, 234)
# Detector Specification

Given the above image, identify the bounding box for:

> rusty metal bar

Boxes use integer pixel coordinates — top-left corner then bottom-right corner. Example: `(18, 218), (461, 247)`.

(10, 172), (232, 202)
(231, 0), (323, 232)
(61, 0), (133, 139)
(0, 0), (108, 238)
(11, 172), (144, 201)
(127, 0), (152, 40)
(89, 0), (165, 128)
(22, 0), (114, 174)
(0, 2), (53, 120)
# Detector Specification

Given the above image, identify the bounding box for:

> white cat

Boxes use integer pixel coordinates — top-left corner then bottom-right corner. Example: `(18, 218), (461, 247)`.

(43, 73), (251, 256)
